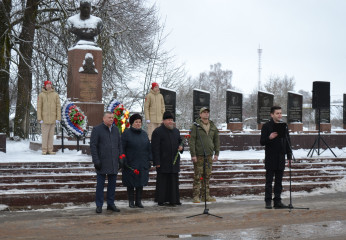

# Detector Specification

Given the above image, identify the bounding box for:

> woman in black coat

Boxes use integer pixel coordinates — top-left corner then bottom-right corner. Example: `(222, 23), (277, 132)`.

(121, 114), (152, 208)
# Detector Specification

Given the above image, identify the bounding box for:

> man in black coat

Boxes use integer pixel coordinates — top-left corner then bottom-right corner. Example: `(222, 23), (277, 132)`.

(90, 111), (122, 213)
(152, 111), (183, 206)
(260, 106), (292, 209)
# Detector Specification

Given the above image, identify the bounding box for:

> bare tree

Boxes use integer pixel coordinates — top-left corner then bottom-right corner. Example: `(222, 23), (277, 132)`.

(263, 75), (295, 114)
(6, 0), (180, 138)
(13, 0), (39, 138)
(0, 0), (12, 136)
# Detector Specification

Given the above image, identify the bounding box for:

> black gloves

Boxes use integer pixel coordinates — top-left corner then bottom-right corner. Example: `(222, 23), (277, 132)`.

(94, 161), (102, 171)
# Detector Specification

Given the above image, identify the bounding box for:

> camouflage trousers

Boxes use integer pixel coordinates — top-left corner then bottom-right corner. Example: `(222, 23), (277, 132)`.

(193, 155), (213, 199)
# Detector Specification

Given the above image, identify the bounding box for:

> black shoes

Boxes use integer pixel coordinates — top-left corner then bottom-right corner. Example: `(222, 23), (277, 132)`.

(265, 202), (272, 209)
(274, 202), (288, 209)
(107, 205), (120, 212)
(135, 201), (144, 208)
(129, 201), (135, 208)
(96, 206), (102, 213)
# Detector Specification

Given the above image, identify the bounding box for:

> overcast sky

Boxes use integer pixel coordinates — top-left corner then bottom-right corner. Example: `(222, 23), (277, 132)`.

(149, 0), (346, 100)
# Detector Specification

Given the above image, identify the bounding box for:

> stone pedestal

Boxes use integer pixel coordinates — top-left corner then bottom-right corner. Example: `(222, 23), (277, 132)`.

(288, 123), (303, 132)
(227, 123), (243, 132)
(67, 48), (104, 127)
(0, 133), (6, 153)
(316, 123), (331, 133)
(74, 102), (104, 127)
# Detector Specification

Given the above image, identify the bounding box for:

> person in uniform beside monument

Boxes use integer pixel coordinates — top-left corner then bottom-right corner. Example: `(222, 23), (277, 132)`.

(90, 112), (122, 214)
(151, 111), (183, 206)
(260, 106), (292, 209)
(67, 0), (103, 45)
(37, 80), (61, 155)
(144, 82), (165, 140)
(190, 107), (220, 203)
(121, 114), (152, 208)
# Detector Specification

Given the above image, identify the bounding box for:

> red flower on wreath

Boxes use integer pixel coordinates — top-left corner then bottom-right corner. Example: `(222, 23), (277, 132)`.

(134, 169), (140, 175)
(200, 177), (203, 180)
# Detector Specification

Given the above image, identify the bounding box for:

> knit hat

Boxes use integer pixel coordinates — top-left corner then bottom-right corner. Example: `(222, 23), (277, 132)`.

(129, 113), (142, 125)
(151, 82), (159, 89)
(44, 81), (52, 87)
(163, 111), (174, 120)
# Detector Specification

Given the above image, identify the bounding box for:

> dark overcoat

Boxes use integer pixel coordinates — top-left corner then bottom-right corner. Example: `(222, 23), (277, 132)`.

(90, 123), (122, 174)
(260, 119), (292, 170)
(121, 127), (152, 187)
(151, 124), (183, 173)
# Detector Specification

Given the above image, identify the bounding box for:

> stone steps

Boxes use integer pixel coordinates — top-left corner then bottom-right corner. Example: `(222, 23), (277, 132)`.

(0, 175), (342, 191)
(0, 157), (345, 208)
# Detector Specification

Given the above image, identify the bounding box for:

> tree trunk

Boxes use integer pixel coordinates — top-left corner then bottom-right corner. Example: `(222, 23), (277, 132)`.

(0, 0), (12, 136)
(13, 0), (39, 138)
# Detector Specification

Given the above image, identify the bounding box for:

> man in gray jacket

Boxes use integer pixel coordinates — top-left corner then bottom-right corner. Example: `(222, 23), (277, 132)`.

(90, 111), (122, 213)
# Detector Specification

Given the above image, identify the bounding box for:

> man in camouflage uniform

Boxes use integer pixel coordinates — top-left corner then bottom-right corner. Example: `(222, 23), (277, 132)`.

(189, 107), (220, 203)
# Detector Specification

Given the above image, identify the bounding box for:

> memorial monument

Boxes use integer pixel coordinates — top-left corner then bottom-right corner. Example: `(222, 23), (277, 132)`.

(160, 87), (176, 122)
(287, 91), (303, 132)
(192, 89), (210, 122)
(66, 0), (104, 127)
(226, 90), (243, 131)
(315, 108), (330, 132)
(257, 91), (274, 130)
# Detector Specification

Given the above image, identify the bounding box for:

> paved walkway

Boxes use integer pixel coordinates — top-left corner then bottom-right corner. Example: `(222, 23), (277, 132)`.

(1, 192), (346, 240)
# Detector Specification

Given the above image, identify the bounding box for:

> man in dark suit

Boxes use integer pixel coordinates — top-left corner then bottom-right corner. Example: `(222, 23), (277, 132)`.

(151, 111), (183, 206)
(260, 106), (292, 209)
(90, 111), (122, 213)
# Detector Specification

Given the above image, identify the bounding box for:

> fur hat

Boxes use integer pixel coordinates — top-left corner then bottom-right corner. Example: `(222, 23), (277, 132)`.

(163, 111), (174, 120)
(129, 113), (142, 125)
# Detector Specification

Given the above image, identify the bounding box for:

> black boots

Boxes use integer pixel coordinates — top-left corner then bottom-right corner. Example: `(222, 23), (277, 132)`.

(127, 187), (135, 208)
(128, 187), (144, 208)
(135, 187), (144, 208)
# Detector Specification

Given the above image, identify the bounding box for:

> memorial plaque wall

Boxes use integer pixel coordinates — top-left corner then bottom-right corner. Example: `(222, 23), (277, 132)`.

(257, 91), (274, 123)
(192, 89), (210, 122)
(226, 90), (242, 123)
(287, 92), (303, 123)
(160, 87), (176, 122)
(315, 108), (330, 123)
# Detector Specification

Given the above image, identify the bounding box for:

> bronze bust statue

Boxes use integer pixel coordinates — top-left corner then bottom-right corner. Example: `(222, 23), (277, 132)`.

(67, 0), (103, 46)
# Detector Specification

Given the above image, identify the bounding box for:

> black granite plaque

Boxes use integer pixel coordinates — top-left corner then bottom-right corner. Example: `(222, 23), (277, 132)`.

(315, 108), (330, 123)
(257, 91), (274, 123)
(193, 89), (210, 121)
(226, 90), (242, 123)
(160, 87), (176, 122)
(287, 92), (303, 123)
(344, 94), (346, 125)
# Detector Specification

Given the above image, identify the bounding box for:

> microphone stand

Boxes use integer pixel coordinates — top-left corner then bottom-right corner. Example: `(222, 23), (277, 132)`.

(284, 123), (309, 212)
(187, 123), (222, 219)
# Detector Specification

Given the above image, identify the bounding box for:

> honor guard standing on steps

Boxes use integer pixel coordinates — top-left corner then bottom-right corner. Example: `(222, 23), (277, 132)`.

(37, 80), (61, 155)
(190, 107), (220, 203)
(144, 82), (165, 140)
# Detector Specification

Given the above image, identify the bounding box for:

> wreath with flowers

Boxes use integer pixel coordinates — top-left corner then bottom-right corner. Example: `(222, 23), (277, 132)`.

(106, 99), (130, 133)
(61, 101), (88, 137)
